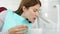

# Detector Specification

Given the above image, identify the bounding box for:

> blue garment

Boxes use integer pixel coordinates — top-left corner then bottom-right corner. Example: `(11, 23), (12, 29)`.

(2, 9), (32, 32)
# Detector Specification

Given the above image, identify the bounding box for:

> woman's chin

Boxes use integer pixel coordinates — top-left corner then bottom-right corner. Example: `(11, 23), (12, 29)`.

(29, 18), (36, 23)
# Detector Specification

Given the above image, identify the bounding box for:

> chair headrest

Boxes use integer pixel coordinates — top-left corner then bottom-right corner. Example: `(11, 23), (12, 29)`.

(0, 7), (7, 12)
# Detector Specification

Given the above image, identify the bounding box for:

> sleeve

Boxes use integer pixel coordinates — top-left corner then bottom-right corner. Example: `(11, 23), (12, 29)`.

(0, 19), (4, 31)
(0, 10), (7, 31)
(0, 31), (9, 34)
(0, 10), (9, 34)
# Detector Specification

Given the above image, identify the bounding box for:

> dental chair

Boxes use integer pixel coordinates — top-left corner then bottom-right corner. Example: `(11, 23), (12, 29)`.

(0, 7), (7, 13)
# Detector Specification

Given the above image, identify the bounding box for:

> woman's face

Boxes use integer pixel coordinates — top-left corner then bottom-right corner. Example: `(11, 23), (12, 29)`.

(22, 4), (40, 23)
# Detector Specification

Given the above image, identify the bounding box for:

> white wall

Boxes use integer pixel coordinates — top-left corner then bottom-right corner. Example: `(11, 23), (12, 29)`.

(57, 4), (60, 34)
(0, 0), (21, 11)
(39, 0), (59, 34)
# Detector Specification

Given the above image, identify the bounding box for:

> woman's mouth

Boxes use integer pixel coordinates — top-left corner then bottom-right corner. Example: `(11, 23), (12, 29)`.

(32, 18), (36, 23)
(34, 18), (36, 20)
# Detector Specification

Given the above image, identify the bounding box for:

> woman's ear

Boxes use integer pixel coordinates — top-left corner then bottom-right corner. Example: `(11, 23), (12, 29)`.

(22, 6), (27, 12)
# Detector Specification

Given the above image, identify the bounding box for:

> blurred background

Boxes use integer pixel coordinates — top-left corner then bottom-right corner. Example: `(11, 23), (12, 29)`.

(0, 0), (60, 34)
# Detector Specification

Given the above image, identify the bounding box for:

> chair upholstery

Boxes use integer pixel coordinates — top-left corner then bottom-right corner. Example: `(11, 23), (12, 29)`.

(0, 7), (7, 12)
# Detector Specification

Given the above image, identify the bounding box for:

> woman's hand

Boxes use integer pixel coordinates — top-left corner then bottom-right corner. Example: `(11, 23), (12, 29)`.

(8, 25), (28, 34)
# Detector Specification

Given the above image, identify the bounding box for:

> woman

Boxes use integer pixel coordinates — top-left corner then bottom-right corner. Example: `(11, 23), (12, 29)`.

(0, 0), (41, 34)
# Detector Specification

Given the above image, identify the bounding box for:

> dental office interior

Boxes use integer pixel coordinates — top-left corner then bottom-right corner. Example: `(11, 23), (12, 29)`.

(0, 0), (60, 34)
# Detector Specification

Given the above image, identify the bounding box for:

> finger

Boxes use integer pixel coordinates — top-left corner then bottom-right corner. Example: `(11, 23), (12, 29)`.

(19, 25), (28, 28)
(16, 31), (24, 34)
(16, 25), (28, 29)
(15, 28), (28, 32)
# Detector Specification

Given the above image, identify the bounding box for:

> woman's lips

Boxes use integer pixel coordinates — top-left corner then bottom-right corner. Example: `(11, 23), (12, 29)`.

(34, 18), (36, 20)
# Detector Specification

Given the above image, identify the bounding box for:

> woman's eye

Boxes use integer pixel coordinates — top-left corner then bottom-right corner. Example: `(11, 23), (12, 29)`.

(34, 10), (36, 12)
(33, 10), (36, 12)
(33, 9), (37, 12)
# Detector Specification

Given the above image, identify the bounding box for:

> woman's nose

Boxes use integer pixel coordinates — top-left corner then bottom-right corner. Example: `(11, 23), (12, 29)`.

(35, 12), (39, 17)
